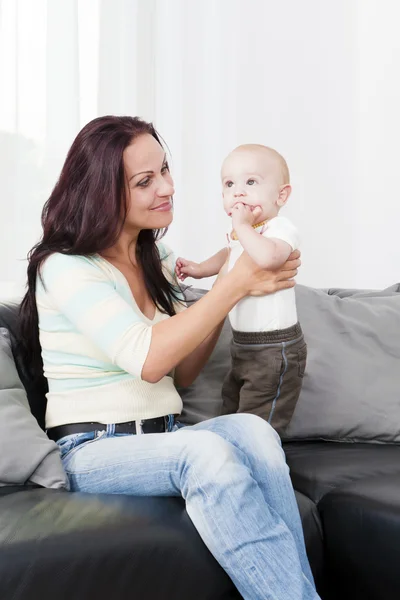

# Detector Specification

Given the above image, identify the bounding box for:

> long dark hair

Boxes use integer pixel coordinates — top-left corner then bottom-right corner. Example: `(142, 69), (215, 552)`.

(19, 115), (180, 378)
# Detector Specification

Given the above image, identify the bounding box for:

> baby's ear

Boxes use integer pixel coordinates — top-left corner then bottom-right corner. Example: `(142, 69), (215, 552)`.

(277, 184), (292, 207)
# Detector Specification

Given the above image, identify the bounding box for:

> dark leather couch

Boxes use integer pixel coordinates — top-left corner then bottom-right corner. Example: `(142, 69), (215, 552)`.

(1, 301), (399, 600)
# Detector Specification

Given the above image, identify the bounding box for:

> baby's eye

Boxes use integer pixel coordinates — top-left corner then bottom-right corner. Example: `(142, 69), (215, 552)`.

(247, 179), (256, 186)
(226, 181), (234, 188)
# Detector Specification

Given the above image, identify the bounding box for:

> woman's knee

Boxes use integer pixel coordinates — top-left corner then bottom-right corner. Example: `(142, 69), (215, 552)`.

(178, 430), (240, 483)
(182, 430), (232, 463)
(210, 414), (287, 470)
(177, 430), (258, 503)
(216, 413), (282, 444)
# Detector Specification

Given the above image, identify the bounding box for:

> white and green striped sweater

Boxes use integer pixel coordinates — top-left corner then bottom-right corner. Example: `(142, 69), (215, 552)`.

(36, 243), (185, 428)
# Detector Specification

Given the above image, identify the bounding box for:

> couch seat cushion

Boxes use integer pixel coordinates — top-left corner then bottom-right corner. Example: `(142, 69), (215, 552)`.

(284, 441), (400, 503)
(0, 489), (238, 600)
(319, 474), (400, 600)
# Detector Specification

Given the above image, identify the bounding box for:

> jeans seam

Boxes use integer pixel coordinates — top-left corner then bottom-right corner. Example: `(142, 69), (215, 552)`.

(64, 449), (165, 475)
(183, 458), (262, 584)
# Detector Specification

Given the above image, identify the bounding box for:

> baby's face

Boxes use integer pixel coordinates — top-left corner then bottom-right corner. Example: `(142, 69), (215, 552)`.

(221, 149), (285, 222)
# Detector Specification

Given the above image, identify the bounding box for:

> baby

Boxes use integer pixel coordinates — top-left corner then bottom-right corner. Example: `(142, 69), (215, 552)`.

(176, 144), (306, 435)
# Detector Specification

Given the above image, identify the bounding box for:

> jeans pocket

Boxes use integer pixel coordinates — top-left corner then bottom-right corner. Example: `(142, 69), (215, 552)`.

(57, 434), (79, 459)
(57, 431), (97, 459)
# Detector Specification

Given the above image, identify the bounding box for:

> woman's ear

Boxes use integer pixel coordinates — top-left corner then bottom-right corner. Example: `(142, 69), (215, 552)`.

(277, 184), (292, 207)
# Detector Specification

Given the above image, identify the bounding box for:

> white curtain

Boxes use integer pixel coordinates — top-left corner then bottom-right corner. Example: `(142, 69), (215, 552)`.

(1, 0), (400, 300)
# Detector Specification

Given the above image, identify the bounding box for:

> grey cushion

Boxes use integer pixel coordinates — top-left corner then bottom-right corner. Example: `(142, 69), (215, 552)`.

(284, 283), (400, 443)
(0, 328), (67, 488)
(179, 284), (400, 444)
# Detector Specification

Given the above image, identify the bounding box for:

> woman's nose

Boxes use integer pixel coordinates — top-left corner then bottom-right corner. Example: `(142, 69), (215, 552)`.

(157, 176), (175, 197)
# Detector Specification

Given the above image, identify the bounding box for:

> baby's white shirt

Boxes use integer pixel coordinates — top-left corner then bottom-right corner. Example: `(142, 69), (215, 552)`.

(228, 216), (300, 332)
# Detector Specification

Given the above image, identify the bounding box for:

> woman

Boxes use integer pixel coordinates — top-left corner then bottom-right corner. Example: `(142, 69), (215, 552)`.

(20, 116), (319, 600)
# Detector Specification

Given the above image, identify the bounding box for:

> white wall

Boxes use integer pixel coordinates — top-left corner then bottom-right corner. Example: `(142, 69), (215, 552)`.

(162, 0), (360, 289)
(354, 0), (400, 288)
(0, 0), (399, 301)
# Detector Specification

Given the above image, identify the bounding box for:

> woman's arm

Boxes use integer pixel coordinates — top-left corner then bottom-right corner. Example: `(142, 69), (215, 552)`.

(143, 250), (300, 383)
(167, 246), (301, 388)
(142, 269), (244, 382)
(174, 320), (224, 388)
(172, 249), (230, 387)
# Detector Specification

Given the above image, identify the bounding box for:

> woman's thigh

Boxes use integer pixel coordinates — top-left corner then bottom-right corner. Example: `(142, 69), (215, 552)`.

(61, 426), (239, 496)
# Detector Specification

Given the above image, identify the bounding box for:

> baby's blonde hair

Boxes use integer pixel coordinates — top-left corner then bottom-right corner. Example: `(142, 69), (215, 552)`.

(231, 144), (290, 185)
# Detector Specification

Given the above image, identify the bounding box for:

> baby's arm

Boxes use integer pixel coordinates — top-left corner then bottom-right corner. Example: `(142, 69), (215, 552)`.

(231, 203), (296, 270)
(236, 225), (292, 270)
(176, 248), (228, 281)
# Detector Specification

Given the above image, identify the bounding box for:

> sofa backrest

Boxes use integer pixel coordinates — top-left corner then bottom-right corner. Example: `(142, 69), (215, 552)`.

(180, 283), (400, 444)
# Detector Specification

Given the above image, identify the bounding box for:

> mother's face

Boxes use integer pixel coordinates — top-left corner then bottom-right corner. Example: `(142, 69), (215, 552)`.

(123, 134), (175, 232)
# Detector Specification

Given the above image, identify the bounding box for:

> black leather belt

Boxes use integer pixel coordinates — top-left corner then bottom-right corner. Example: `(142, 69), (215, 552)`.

(47, 416), (170, 442)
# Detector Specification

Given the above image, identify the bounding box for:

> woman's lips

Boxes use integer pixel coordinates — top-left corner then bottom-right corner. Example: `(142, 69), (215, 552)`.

(151, 201), (172, 212)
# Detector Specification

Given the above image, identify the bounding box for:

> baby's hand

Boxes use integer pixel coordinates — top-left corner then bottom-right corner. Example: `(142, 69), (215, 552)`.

(176, 257), (204, 281)
(231, 203), (262, 230)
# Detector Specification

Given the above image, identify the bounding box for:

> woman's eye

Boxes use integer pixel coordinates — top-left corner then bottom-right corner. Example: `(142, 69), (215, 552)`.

(161, 164), (169, 174)
(138, 178), (151, 187)
(226, 181), (233, 188)
(247, 179), (256, 185)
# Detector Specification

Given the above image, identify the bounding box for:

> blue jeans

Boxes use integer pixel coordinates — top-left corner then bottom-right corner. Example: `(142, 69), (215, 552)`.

(57, 413), (319, 600)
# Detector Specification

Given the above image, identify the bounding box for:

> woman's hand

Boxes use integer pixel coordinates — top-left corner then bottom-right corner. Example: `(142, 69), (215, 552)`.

(230, 250), (301, 297)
